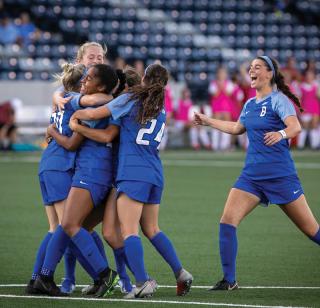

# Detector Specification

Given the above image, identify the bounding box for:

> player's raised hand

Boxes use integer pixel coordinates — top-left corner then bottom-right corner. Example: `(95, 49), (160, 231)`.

(264, 131), (283, 146)
(56, 96), (71, 111)
(194, 112), (210, 126)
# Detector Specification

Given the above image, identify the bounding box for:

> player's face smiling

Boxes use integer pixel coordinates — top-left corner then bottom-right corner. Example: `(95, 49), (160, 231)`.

(81, 67), (101, 95)
(81, 46), (104, 67)
(249, 59), (273, 90)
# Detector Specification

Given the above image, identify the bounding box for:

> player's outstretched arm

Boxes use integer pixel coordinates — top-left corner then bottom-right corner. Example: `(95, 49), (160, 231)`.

(70, 119), (119, 143)
(194, 112), (246, 135)
(79, 93), (113, 107)
(47, 124), (84, 151)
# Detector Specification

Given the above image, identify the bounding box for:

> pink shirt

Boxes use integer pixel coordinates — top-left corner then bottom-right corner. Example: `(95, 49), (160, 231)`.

(209, 80), (234, 113)
(300, 81), (320, 114)
(175, 99), (192, 122)
(164, 86), (173, 114)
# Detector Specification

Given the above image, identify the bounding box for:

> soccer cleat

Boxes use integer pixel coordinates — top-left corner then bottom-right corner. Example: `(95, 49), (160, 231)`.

(176, 269), (193, 296)
(60, 278), (76, 294)
(209, 279), (239, 291)
(25, 279), (42, 295)
(95, 270), (120, 298)
(34, 275), (69, 296)
(81, 281), (100, 295)
(123, 279), (158, 299)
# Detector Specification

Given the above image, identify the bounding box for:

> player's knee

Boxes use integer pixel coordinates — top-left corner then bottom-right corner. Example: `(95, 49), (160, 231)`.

(103, 228), (120, 248)
(61, 221), (79, 237)
(220, 215), (240, 227)
(141, 224), (160, 239)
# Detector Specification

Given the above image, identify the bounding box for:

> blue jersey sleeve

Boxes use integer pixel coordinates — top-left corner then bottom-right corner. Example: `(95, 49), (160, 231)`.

(69, 94), (82, 111)
(272, 92), (296, 121)
(107, 93), (135, 120)
(109, 117), (121, 127)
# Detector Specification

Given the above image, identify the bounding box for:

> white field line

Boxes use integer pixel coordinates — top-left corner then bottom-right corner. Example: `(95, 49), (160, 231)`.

(0, 284), (319, 290)
(0, 156), (320, 170)
(0, 294), (310, 308)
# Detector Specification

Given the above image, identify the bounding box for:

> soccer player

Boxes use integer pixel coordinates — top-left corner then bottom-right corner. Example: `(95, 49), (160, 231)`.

(72, 66), (142, 296)
(194, 56), (320, 290)
(34, 64), (120, 297)
(26, 63), (93, 295)
(71, 63), (193, 299)
(51, 41), (109, 294)
(53, 41), (107, 111)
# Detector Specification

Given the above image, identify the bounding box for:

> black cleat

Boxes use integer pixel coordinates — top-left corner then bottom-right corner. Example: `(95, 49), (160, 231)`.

(176, 269), (193, 296)
(95, 269), (119, 298)
(25, 279), (42, 295)
(34, 275), (69, 296)
(209, 279), (239, 291)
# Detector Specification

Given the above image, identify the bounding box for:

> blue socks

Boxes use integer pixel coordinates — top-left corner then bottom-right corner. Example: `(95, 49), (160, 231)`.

(71, 228), (108, 274)
(219, 223), (237, 284)
(309, 228), (320, 245)
(150, 231), (182, 276)
(113, 247), (132, 292)
(64, 231), (106, 283)
(91, 230), (107, 260)
(68, 241), (98, 280)
(41, 225), (70, 277)
(32, 232), (53, 280)
(64, 247), (76, 284)
(124, 235), (148, 284)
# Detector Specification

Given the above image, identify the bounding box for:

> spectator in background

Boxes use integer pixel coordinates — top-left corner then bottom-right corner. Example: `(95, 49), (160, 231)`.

(209, 66), (234, 151)
(174, 87), (210, 150)
(0, 14), (19, 44)
(0, 99), (17, 150)
(133, 59), (145, 77)
(17, 12), (40, 46)
(298, 69), (320, 150)
(114, 56), (126, 70)
(282, 56), (301, 82)
(230, 72), (246, 150)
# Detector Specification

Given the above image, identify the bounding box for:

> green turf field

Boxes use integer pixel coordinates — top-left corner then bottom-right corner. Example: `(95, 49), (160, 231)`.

(0, 150), (319, 308)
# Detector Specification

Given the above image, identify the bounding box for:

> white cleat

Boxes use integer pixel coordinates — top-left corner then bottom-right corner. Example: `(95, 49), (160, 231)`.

(123, 279), (157, 299)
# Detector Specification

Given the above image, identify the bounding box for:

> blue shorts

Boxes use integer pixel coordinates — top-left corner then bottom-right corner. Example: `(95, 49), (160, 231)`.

(39, 170), (73, 206)
(72, 178), (110, 207)
(116, 180), (163, 204)
(233, 174), (304, 206)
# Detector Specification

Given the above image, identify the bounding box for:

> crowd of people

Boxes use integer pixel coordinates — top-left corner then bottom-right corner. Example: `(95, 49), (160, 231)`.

(0, 11), (40, 46)
(23, 42), (319, 300)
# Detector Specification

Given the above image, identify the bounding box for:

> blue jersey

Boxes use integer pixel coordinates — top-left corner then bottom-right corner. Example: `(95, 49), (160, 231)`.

(239, 90), (297, 180)
(39, 92), (81, 174)
(73, 110), (120, 186)
(107, 93), (166, 187)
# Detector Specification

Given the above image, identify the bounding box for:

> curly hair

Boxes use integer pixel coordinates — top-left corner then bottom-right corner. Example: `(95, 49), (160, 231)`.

(129, 63), (169, 124)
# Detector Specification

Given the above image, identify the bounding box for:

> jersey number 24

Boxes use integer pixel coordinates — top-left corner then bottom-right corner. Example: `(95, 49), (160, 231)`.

(136, 119), (165, 147)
